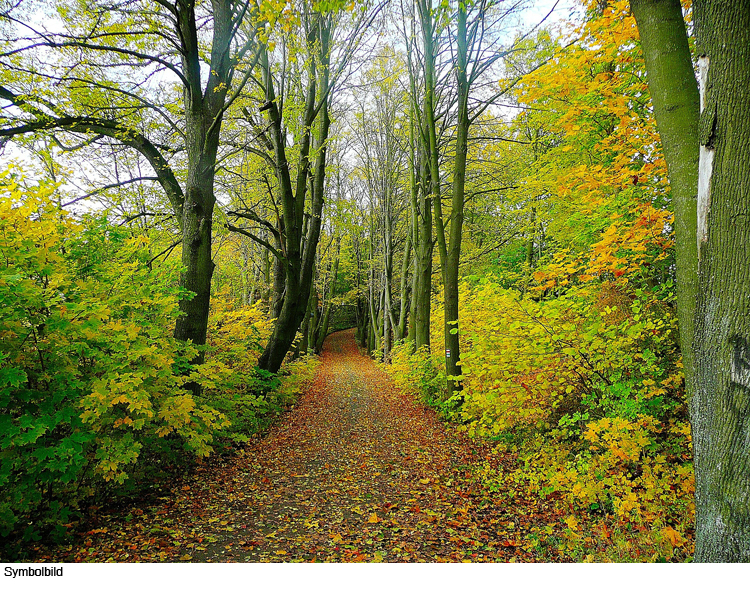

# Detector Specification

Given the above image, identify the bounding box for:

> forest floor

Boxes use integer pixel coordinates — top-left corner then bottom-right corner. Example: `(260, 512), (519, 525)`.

(31, 329), (566, 563)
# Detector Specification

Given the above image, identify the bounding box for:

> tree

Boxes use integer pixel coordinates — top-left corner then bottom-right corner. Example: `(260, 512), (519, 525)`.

(352, 47), (409, 359)
(412, 0), (544, 397)
(253, 7), (379, 372)
(631, 0), (750, 561)
(0, 0), (260, 381)
(400, 0), (434, 352)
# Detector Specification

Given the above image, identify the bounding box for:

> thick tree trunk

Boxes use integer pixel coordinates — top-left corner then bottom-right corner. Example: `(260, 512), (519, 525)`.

(413, 153), (433, 351)
(690, 0), (750, 562)
(368, 280), (381, 356)
(271, 253), (286, 319)
(174, 183), (216, 359)
(172, 0), (234, 371)
(357, 296), (369, 348)
(632, 0), (750, 561)
(171, 0), (236, 375)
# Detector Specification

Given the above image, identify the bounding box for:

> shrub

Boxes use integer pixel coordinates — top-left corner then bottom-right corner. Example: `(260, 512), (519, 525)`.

(0, 172), (225, 542)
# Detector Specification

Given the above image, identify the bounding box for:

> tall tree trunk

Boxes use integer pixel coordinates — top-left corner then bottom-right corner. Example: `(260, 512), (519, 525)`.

(690, 0), (750, 562)
(630, 0), (700, 399)
(440, 1), (469, 399)
(271, 249), (285, 319)
(633, 0), (750, 561)
(262, 241), (272, 311)
(174, 179), (216, 363)
(368, 278), (381, 356)
(396, 224), (412, 341)
(413, 151), (433, 351)
(404, 10), (432, 353)
(357, 296), (369, 348)
(383, 212), (394, 360)
(257, 19), (331, 373)
(174, 0), (236, 377)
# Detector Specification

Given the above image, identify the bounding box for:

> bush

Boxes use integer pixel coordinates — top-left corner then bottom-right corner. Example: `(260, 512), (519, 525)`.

(387, 273), (693, 561)
(0, 173), (225, 543)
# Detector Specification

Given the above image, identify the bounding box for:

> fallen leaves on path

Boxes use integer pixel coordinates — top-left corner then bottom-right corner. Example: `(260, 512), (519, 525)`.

(31, 329), (567, 563)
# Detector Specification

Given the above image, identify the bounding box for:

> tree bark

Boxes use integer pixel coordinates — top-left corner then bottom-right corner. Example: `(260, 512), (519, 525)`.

(315, 247), (339, 353)
(690, 0), (750, 562)
(633, 0), (750, 561)
(396, 224), (413, 341)
(441, 1), (469, 399)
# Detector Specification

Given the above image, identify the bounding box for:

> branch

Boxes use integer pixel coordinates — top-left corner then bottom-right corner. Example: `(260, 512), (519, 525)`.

(0, 101), (184, 226)
(42, 40), (189, 88)
(226, 223), (284, 261)
(227, 209), (280, 239)
(61, 176), (161, 208)
(148, 238), (182, 267)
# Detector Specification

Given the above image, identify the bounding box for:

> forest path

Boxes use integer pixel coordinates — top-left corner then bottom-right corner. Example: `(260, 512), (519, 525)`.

(186, 328), (517, 562)
(39, 329), (559, 563)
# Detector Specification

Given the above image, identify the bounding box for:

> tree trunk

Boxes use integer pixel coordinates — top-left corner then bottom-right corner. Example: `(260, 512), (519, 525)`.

(690, 0), (750, 562)
(630, 0), (700, 401)
(413, 151), (433, 351)
(315, 250), (339, 353)
(396, 224), (412, 341)
(383, 217), (394, 360)
(174, 182), (216, 362)
(441, 1), (469, 399)
(257, 19), (331, 373)
(173, 0), (235, 374)
(357, 296), (369, 348)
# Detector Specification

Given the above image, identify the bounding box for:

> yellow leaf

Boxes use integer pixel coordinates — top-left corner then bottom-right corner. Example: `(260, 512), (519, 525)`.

(662, 526), (685, 547)
(564, 515), (579, 531)
(368, 513), (380, 524)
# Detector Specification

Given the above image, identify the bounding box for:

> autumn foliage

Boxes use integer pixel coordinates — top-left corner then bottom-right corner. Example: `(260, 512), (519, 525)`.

(0, 0), (704, 564)
(387, 0), (694, 561)
(0, 170), (314, 546)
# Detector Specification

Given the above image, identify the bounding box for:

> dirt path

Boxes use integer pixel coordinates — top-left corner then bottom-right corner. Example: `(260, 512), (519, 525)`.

(37, 329), (558, 563)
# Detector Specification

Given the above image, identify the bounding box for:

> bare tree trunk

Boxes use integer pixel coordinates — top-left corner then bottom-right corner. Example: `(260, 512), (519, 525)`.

(439, 1), (469, 399)
(631, 0), (700, 393)
(396, 224), (413, 341)
(315, 246), (340, 353)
